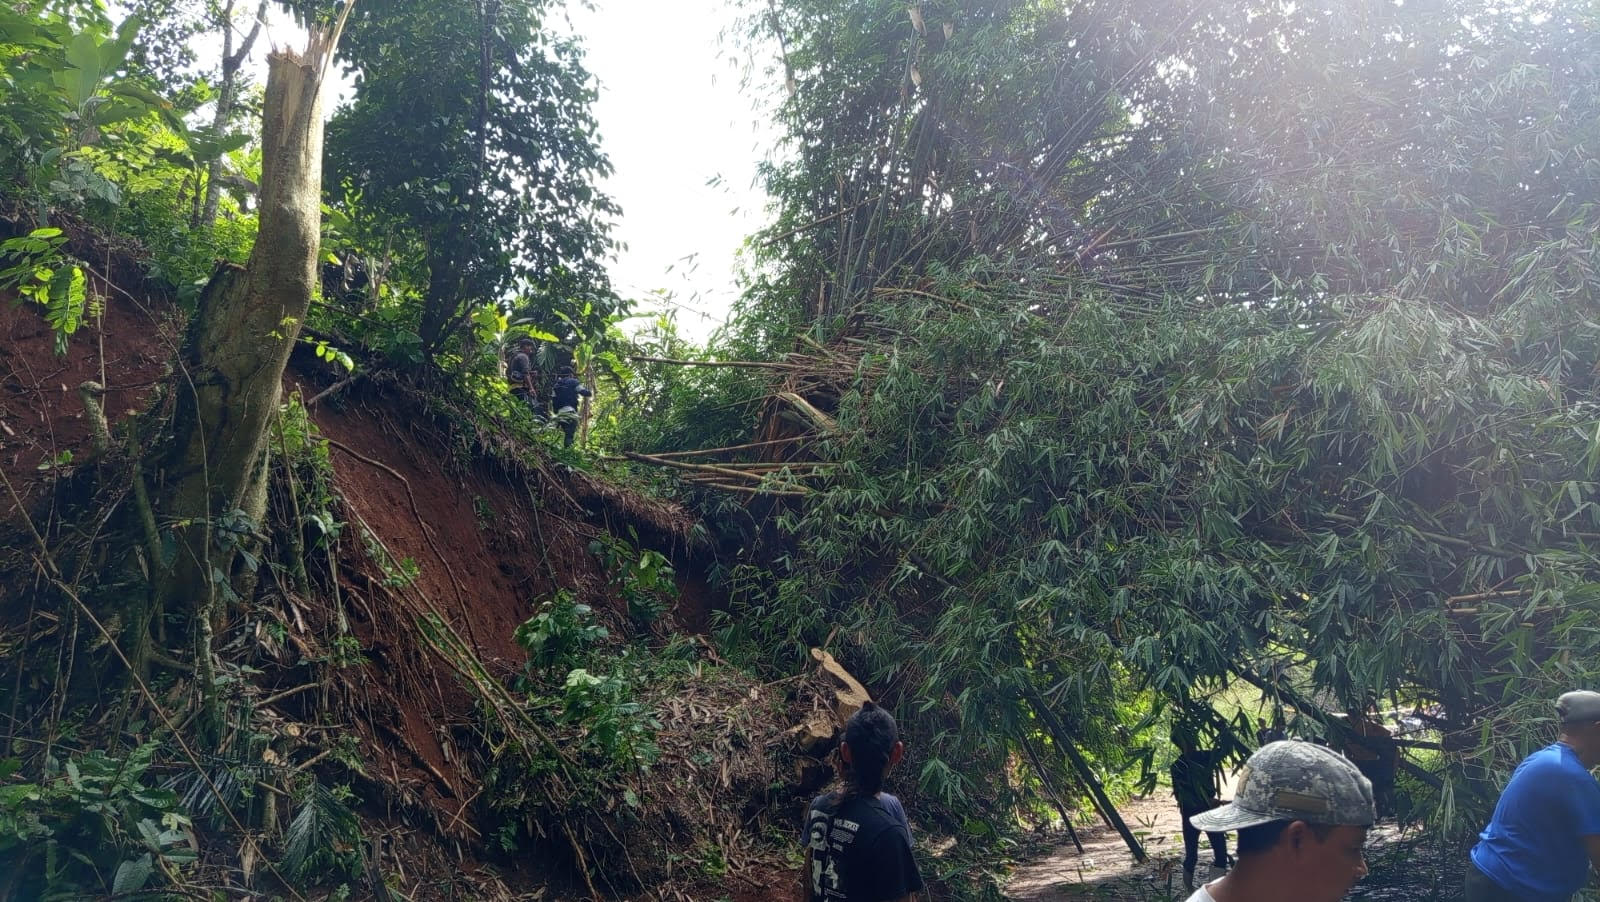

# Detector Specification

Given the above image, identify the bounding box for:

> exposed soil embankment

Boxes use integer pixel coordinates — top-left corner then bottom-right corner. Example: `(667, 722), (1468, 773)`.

(2, 244), (821, 898)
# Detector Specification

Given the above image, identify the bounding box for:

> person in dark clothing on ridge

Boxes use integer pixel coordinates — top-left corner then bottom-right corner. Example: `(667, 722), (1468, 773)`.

(1172, 723), (1232, 890)
(550, 365), (591, 448)
(506, 337), (544, 418)
(1465, 690), (1600, 902)
(803, 702), (924, 902)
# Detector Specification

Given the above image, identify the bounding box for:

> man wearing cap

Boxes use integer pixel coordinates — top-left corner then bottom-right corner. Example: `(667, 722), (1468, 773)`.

(1465, 690), (1600, 902)
(1184, 740), (1375, 902)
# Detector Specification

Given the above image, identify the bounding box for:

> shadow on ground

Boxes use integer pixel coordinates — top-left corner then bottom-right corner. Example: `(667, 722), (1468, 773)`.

(1005, 795), (1467, 902)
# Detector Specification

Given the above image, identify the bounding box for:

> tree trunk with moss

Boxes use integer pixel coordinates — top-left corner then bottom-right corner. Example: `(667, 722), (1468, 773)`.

(152, 16), (350, 742)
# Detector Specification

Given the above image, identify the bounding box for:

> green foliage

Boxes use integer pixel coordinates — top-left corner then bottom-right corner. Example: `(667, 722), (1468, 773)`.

(297, 0), (621, 359)
(590, 533), (679, 627)
(712, 0), (1600, 840)
(0, 745), (197, 899)
(0, 227), (88, 354)
(0, 5), (180, 210)
(281, 781), (363, 883)
(560, 667), (662, 772)
(513, 588), (608, 677)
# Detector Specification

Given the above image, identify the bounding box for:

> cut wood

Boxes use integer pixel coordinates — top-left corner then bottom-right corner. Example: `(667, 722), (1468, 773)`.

(811, 647), (872, 723)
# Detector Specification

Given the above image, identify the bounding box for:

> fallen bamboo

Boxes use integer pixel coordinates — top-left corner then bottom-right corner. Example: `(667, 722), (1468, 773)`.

(1024, 686), (1146, 862)
(701, 482), (810, 497)
(776, 391), (838, 434)
(636, 437), (806, 459)
(628, 355), (801, 370)
(621, 451), (771, 482)
(1019, 729), (1085, 854)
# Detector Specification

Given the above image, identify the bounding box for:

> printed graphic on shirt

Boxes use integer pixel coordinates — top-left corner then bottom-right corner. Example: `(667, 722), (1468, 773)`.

(804, 794), (923, 902)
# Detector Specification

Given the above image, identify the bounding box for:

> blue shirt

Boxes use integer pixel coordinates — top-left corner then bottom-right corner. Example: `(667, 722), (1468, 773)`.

(1472, 743), (1600, 901)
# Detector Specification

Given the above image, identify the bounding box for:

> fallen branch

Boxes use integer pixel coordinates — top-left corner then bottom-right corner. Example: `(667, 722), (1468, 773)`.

(621, 451), (776, 483)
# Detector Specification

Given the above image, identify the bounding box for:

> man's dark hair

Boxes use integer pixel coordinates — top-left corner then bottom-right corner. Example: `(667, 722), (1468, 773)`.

(841, 701), (899, 799)
(516, 337), (535, 348)
(558, 365), (574, 377)
(1236, 819), (1335, 856)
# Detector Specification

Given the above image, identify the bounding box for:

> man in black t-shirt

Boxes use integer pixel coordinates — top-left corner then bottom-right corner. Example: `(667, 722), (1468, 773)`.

(1172, 726), (1231, 890)
(506, 337), (545, 418)
(803, 702), (924, 902)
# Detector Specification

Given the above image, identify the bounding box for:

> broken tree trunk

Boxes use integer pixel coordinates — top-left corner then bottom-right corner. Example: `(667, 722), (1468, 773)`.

(1025, 686), (1146, 862)
(153, 10), (352, 743)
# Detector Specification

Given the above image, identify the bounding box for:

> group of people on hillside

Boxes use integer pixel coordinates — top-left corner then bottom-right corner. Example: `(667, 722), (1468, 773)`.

(802, 690), (1600, 902)
(506, 336), (591, 447)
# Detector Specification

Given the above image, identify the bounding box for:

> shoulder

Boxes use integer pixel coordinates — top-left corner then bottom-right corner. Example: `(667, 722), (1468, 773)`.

(807, 791), (840, 814)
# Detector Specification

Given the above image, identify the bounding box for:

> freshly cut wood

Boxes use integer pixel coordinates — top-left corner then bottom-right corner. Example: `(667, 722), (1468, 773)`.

(811, 647), (872, 722)
(777, 392), (838, 434)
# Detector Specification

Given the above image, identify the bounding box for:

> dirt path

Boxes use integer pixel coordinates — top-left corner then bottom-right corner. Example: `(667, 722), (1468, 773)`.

(1006, 794), (1200, 901)
(1005, 798), (1460, 902)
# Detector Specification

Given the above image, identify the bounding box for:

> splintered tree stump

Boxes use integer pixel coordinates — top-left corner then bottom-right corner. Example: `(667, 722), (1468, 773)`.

(811, 647), (872, 723)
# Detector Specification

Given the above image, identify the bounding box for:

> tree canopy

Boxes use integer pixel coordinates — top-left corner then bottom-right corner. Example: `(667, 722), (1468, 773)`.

(663, 0), (1600, 834)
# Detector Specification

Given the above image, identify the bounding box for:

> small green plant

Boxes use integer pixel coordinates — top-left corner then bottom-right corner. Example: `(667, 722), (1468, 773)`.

(329, 635), (366, 668)
(590, 533), (678, 627)
(561, 668), (661, 771)
(0, 746), (198, 898)
(513, 589), (607, 677)
(1, 228), (89, 354)
(280, 781), (363, 883)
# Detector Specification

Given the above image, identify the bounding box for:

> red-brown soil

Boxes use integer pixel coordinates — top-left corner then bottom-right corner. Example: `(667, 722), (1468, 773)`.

(1, 237), (806, 899)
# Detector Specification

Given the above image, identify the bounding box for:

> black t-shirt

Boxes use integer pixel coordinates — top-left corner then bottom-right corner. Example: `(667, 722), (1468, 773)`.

(1170, 750), (1221, 810)
(508, 351), (533, 387)
(804, 792), (923, 901)
(551, 375), (589, 409)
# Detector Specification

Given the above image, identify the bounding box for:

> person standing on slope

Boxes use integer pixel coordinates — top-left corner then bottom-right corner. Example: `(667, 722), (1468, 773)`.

(1465, 690), (1600, 902)
(550, 365), (591, 448)
(1183, 740), (1375, 902)
(506, 337), (544, 418)
(803, 702), (924, 902)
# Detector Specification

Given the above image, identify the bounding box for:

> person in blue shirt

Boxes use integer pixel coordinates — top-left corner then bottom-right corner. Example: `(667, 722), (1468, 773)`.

(802, 702), (923, 901)
(549, 366), (591, 448)
(1467, 690), (1600, 901)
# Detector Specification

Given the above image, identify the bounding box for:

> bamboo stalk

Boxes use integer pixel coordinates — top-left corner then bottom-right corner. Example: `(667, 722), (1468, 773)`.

(635, 437), (806, 459)
(1024, 687), (1146, 862)
(1444, 589), (1530, 606)
(628, 355), (801, 370)
(701, 481), (811, 497)
(1019, 729), (1085, 854)
(621, 451), (773, 482)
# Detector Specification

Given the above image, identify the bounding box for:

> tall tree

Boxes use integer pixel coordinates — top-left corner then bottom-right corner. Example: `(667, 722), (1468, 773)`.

(154, 5), (351, 740)
(313, 0), (619, 359)
(197, 0), (268, 227)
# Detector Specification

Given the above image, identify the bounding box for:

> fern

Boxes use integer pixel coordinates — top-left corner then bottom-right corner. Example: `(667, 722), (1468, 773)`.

(281, 782), (362, 883)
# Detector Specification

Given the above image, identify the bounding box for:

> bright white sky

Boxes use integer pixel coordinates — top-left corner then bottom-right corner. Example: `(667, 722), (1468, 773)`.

(236, 0), (776, 342)
(564, 0), (776, 341)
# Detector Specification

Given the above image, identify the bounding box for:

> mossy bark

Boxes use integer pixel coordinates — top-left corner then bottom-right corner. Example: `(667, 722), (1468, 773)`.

(152, 22), (348, 743)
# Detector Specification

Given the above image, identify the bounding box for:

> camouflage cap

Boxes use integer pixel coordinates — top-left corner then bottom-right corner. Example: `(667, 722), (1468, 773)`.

(1189, 740), (1375, 832)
